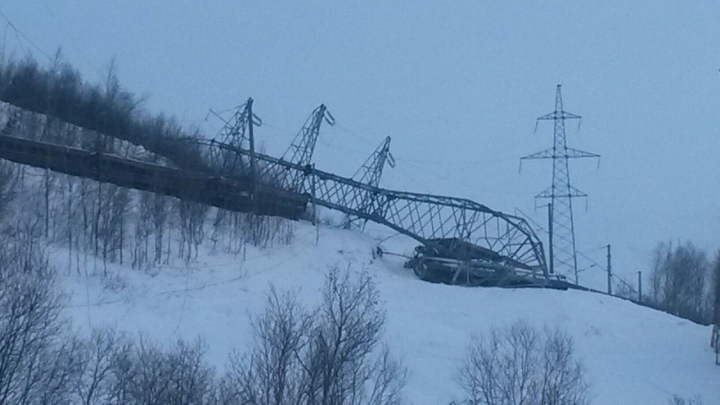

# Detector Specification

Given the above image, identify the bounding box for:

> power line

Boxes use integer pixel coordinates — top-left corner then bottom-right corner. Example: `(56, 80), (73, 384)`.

(576, 249), (606, 273)
(260, 120), (298, 139)
(612, 272), (638, 295)
(317, 138), (367, 156)
(0, 8), (53, 62)
(33, 0), (106, 80)
(333, 123), (376, 147)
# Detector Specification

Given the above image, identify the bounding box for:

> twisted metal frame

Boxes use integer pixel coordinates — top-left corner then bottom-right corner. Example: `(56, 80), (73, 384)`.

(201, 140), (548, 277)
(0, 99), (549, 279)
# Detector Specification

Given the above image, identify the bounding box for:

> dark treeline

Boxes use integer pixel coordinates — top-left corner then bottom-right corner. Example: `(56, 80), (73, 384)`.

(617, 241), (720, 327)
(0, 55), (207, 172)
(0, 53), (296, 270)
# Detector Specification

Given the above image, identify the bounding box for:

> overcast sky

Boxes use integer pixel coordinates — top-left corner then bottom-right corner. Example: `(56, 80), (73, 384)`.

(2, 1), (719, 288)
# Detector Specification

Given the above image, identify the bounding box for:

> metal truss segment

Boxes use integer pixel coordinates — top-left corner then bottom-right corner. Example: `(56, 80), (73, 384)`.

(159, 138), (547, 277)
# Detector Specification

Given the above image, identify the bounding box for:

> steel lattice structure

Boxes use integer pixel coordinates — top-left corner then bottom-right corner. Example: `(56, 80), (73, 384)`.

(200, 139), (548, 277)
(0, 100), (550, 282)
(521, 85), (599, 282)
(205, 105), (547, 276)
(352, 136), (395, 188)
(281, 104), (335, 191)
(344, 136), (396, 229)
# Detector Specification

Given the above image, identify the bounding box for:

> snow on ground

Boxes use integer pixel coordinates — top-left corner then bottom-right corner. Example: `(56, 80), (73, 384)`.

(57, 222), (719, 405)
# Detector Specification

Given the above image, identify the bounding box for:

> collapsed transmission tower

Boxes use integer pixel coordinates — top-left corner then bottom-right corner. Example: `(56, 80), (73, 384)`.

(208, 97), (262, 177)
(521, 85), (599, 284)
(352, 136), (395, 188)
(345, 136), (396, 228)
(282, 104), (335, 190)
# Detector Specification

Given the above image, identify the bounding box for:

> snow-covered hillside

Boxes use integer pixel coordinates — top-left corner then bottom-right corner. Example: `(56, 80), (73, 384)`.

(58, 221), (719, 405)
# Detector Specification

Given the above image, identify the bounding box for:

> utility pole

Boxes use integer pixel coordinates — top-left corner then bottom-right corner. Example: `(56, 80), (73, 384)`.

(311, 163), (317, 226)
(606, 244), (612, 295)
(247, 98), (257, 213)
(521, 85), (600, 284)
(548, 203), (554, 275)
(312, 163), (319, 244)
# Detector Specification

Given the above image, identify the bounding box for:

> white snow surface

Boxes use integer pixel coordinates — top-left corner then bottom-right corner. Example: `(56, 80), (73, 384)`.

(57, 222), (719, 405)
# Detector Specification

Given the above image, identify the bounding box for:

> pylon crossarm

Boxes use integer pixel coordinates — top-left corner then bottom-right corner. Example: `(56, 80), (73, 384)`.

(522, 147), (599, 161)
(534, 186), (588, 200)
(537, 111), (581, 121)
(566, 185), (589, 198)
(521, 148), (554, 160)
(564, 147), (600, 159)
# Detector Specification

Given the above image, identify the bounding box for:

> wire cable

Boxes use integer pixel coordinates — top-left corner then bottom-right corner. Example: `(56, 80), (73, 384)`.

(0, 8), (53, 62)
(32, 0), (112, 82)
(333, 123), (376, 147)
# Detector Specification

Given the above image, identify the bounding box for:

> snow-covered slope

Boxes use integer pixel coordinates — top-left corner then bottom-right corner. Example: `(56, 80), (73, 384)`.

(58, 222), (719, 405)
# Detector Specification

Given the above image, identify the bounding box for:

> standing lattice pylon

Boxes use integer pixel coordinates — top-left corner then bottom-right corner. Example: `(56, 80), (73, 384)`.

(521, 85), (599, 284)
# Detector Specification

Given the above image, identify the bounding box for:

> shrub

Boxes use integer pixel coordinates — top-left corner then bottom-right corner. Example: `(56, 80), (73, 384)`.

(456, 321), (588, 405)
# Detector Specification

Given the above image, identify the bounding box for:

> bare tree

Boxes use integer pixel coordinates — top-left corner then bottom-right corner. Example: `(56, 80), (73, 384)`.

(302, 268), (401, 405)
(0, 160), (18, 222)
(163, 339), (216, 405)
(151, 194), (170, 265)
(126, 337), (174, 405)
(58, 174), (83, 274)
(456, 321), (588, 405)
(94, 183), (130, 268)
(222, 267), (406, 405)
(177, 200), (207, 263)
(0, 236), (81, 405)
(222, 287), (314, 405)
(540, 328), (588, 405)
(36, 335), (84, 405)
(362, 344), (406, 405)
(215, 210), (248, 256)
(75, 328), (126, 405)
(710, 250), (720, 364)
(649, 242), (711, 323)
(132, 191), (153, 271)
(210, 209), (294, 257)
(108, 336), (215, 405)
